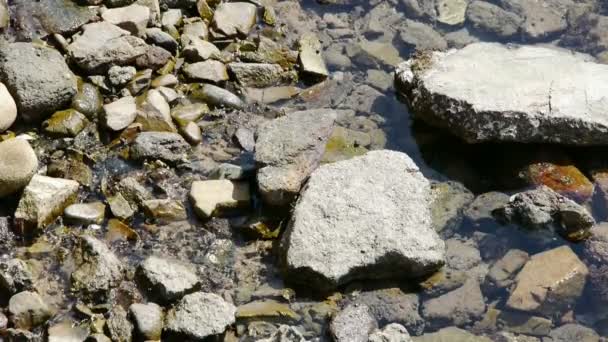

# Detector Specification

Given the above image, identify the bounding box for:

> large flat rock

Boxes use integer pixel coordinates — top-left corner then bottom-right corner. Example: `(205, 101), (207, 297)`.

(281, 150), (445, 291)
(396, 43), (608, 145)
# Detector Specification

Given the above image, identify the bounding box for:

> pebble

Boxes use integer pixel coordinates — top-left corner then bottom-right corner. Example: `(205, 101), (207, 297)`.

(0, 83), (17, 132)
(0, 138), (39, 198)
(64, 202), (106, 225)
(131, 132), (190, 164)
(107, 65), (137, 87)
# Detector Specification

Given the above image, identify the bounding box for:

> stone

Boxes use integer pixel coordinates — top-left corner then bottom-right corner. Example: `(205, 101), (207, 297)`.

(464, 192), (510, 228)
(330, 304), (377, 342)
(398, 20), (447, 51)
(493, 186), (595, 241)
(71, 236), (123, 298)
(236, 300), (299, 321)
(431, 181), (474, 233)
(145, 28), (178, 53)
(211, 2), (257, 38)
(48, 321), (88, 342)
(108, 194), (135, 220)
(369, 324), (413, 342)
(103, 96), (138, 131)
(102, 4), (150, 36)
(135, 45), (172, 70)
(257, 325), (307, 342)
(191, 84), (245, 109)
(42, 109), (89, 137)
(255, 109), (336, 206)
(436, 0), (468, 25)
(182, 20), (208, 41)
(298, 33), (329, 79)
(0, 0), (8, 29)
(548, 323), (600, 342)
(171, 103), (208, 125)
(506, 245), (588, 315)
(500, 0), (569, 39)
(182, 36), (221, 62)
(142, 199), (187, 221)
(561, 13), (608, 56)
(14, 175), (79, 233)
(189, 180), (250, 218)
(183, 60), (229, 83)
(106, 306), (132, 342)
(64, 202), (106, 225)
(0, 139), (38, 198)
(0, 83), (17, 132)
(0, 259), (33, 296)
(67, 22), (149, 73)
(131, 132), (190, 164)
(129, 303), (163, 340)
(397, 42), (608, 145)
(179, 121), (202, 145)
(136, 89), (177, 132)
(228, 63), (291, 88)
(282, 151), (445, 291)
(422, 279), (485, 328)
(47, 159), (92, 188)
(117, 177), (152, 206)
(484, 249), (529, 291)
(9, 291), (52, 330)
(72, 82), (103, 119)
(86, 334), (111, 342)
(0, 43), (77, 122)
(127, 69), (153, 96)
(137, 255), (199, 303)
(583, 223), (608, 264)
(164, 292), (236, 340)
(466, 1), (522, 38)
(494, 309), (552, 336)
(162, 8), (182, 27)
(106, 219), (139, 243)
(107, 65), (137, 87)
(235, 127), (255, 152)
(413, 327), (491, 342)
(151, 74), (178, 88)
(523, 161), (594, 203)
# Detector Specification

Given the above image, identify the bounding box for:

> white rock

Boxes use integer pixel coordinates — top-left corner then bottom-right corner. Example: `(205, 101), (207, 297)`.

(103, 96), (137, 131)
(0, 83), (17, 132)
(436, 0), (468, 26)
(189, 180), (250, 218)
(101, 4), (150, 36)
(0, 138), (38, 197)
(183, 60), (229, 83)
(211, 2), (257, 38)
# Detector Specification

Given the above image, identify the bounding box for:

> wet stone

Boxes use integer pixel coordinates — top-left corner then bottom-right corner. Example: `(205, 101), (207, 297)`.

(183, 60), (229, 83)
(9, 291), (52, 330)
(436, 0), (468, 25)
(64, 202), (106, 225)
(103, 96), (138, 131)
(189, 180), (251, 218)
(108, 194), (135, 220)
(548, 323), (600, 342)
(42, 109), (89, 137)
(0, 138), (39, 198)
(466, 1), (523, 38)
(127, 69), (153, 96)
(211, 2), (257, 39)
(142, 199), (187, 221)
(421, 279), (486, 328)
(484, 249), (529, 292)
(228, 63), (292, 88)
(524, 162), (594, 202)
(192, 84), (245, 110)
(412, 327), (491, 342)
(102, 4), (150, 36)
(131, 132), (190, 164)
(137, 255), (200, 303)
(330, 304), (377, 342)
(179, 121), (203, 145)
(71, 82), (103, 119)
(106, 306), (132, 342)
(71, 236), (124, 299)
(369, 324), (413, 342)
(0, 259), (34, 296)
(0, 83), (17, 132)
(494, 309), (552, 336)
(129, 302), (163, 340)
(398, 20), (447, 51)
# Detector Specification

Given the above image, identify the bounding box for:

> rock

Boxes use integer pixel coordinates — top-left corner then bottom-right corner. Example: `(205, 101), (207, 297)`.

(466, 1), (522, 38)
(183, 60), (229, 83)
(369, 324), (413, 342)
(353, 39), (403, 68)
(151, 74), (178, 88)
(108, 194), (135, 220)
(106, 219), (139, 243)
(131, 132), (190, 164)
(211, 2), (257, 38)
(189, 180), (250, 218)
(0, 83), (17, 132)
(137, 255), (199, 303)
(179, 121), (202, 145)
(257, 325), (307, 342)
(583, 223), (608, 264)
(42, 109), (89, 137)
(464, 192), (510, 228)
(523, 161), (594, 203)
(506, 245), (588, 315)
(142, 199), (187, 221)
(117, 176), (152, 206)
(103, 96), (138, 131)
(6, 328), (42, 341)
(162, 8), (182, 27)
(48, 321), (89, 342)
(0, 259), (33, 296)
(330, 304), (377, 342)
(493, 186), (595, 241)
(413, 327), (491, 342)
(353, 288), (424, 336)
(171, 103), (208, 125)
(444, 27), (480, 49)
(107, 66), (137, 87)
(282, 150), (445, 291)
(255, 109), (336, 206)
(135, 89), (176, 132)
(145, 28), (178, 53)
(0, 0), (8, 29)
(561, 13), (608, 56)
(127, 69), (153, 96)
(64, 202), (106, 225)
(14, 175), (79, 233)
(164, 292), (236, 340)
(191, 84), (245, 109)
(9, 291), (52, 330)
(235, 127), (255, 152)
(129, 303), (163, 340)
(228, 63), (291, 88)
(135, 45), (172, 70)
(67, 22), (148, 73)
(47, 159), (92, 188)
(298, 33), (329, 79)
(484, 249), (529, 292)
(72, 82), (103, 119)
(182, 36), (221, 62)
(0, 139), (38, 198)
(500, 0), (569, 39)
(400, 0), (436, 19)
(236, 300), (299, 321)
(422, 279), (485, 328)
(106, 306), (132, 342)
(71, 236), (123, 298)
(548, 324), (599, 342)
(101, 4), (150, 36)
(398, 20), (447, 51)
(182, 20), (208, 41)
(436, 0), (468, 25)
(431, 181), (474, 234)
(157, 86), (178, 104)
(490, 309), (552, 337)
(397, 42), (608, 145)
(0, 43), (77, 122)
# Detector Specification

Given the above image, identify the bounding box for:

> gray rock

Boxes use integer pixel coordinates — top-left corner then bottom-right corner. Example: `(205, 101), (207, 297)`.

(127, 69), (153, 96)
(72, 82), (103, 119)
(8, 291), (52, 330)
(108, 194), (135, 220)
(129, 303), (163, 340)
(282, 150), (445, 291)
(103, 96), (138, 131)
(422, 279), (486, 328)
(494, 186), (595, 239)
(211, 2), (257, 38)
(255, 109), (336, 206)
(135, 45), (172, 70)
(560, 13), (608, 55)
(135, 88), (176, 132)
(228, 63), (291, 88)
(464, 192), (510, 228)
(67, 22), (148, 73)
(330, 304), (377, 342)
(396, 42), (608, 145)
(506, 245), (588, 315)
(257, 325), (307, 342)
(500, 0), (569, 39)
(466, 1), (522, 38)
(145, 28), (178, 52)
(137, 255), (199, 303)
(48, 321), (88, 342)
(493, 309), (552, 336)
(353, 289), (424, 336)
(0, 0), (8, 29)
(131, 132), (190, 164)
(164, 292), (236, 340)
(117, 177), (152, 206)
(182, 36), (221, 62)
(71, 236), (124, 298)
(298, 33), (329, 79)
(548, 324), (599, 342)
(64, 202), (106, 225)
(0, 139), (38, 198)
(436, 0), (468, 25)
(583, 223), (608, 264)
(101, 4), (150, 36)
(191, 84), (245, 109)
(398, 20), (447, 51)
(106, 306), (132, 342)
(0, 259), (33, 296)
(14, 175), (79, 233)
(107, 66), (137, 87)
(444, 27), (480, 49)
(0, 83), (17, 132)
(369, 324), (413, 342)
(431, 181), (474, 234)
(0, 43), (77, 122)
(484, 249), (529, 291)
(235, 127), (256, 152)
(183, 60), (229, 83)
(189, 180), (250, 218)
(400, 0), (437, 19)
(413, 327), (491, 342)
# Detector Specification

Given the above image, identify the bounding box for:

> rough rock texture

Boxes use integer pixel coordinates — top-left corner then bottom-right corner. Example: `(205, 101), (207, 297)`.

(548, 324), (600, 342)
(583, 223), (608, 264)
(506, 245), (588, 315)
(137, 255), (200, 303)
(228, 63), (291, 88)
(211, 2), (257, 38)
(71, 236), (124, 298)
(413, 327), (492, 342)
(0, 259), (33, 296)
(103, 96), (138, 131)
(369, 324), (413, 342)
(14, 175), (80, 233)
(189, 180), (250, 218)
(258, 325), (307, 342)
(106, 306), (132, 342)
(422, 279), (486, 328)
(0, 43), (77, 122)
(0, 139), (39, 198)
(101, 4), (150, 36)
(164, 292), (236, 340)
(330, 304), (377, 342)
(282, 150), (445, 291)
(466, 1), (522, 38)
(255, 109), (336, 206)
(396, 42), (608, 145)
(131, 132), (190, 164)
(0, 83), (17, 132)
(8, 291), (52, 330)
(129, 303), (163, 340)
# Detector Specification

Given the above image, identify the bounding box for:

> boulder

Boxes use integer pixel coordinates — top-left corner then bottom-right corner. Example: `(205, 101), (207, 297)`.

(330, 304), (377, 342)
(189, 180), (250, 218)
(0, 139), (38, 198)
(255, 109), (336, 206)
(71, 236), (124, 298)
(131, 132), (190, 164)
(14, 175), (79, 233)
(506, 245), (588, 315)
(281, 150), (445, 291)
(137, 255), (200, 303)
(0, 83), (17, 132)
(0, 43), (77, 121)
(396, 43), (608, 145)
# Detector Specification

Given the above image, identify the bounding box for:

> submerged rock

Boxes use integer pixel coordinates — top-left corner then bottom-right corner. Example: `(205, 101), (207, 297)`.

(466, 1), (522, 38)
(131, 132), (190, 164)
(71, 236), (124, 298)
(330, 304), (377, 342)
(396, 43), (608, 145)
(9, 291), (52, 330)
(0, 139), (38, 198)
(421, 279), (485, 328)
(413, 327), (491, 342)
(137, 255), (200, 303)
(282, 150), (445, 291)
